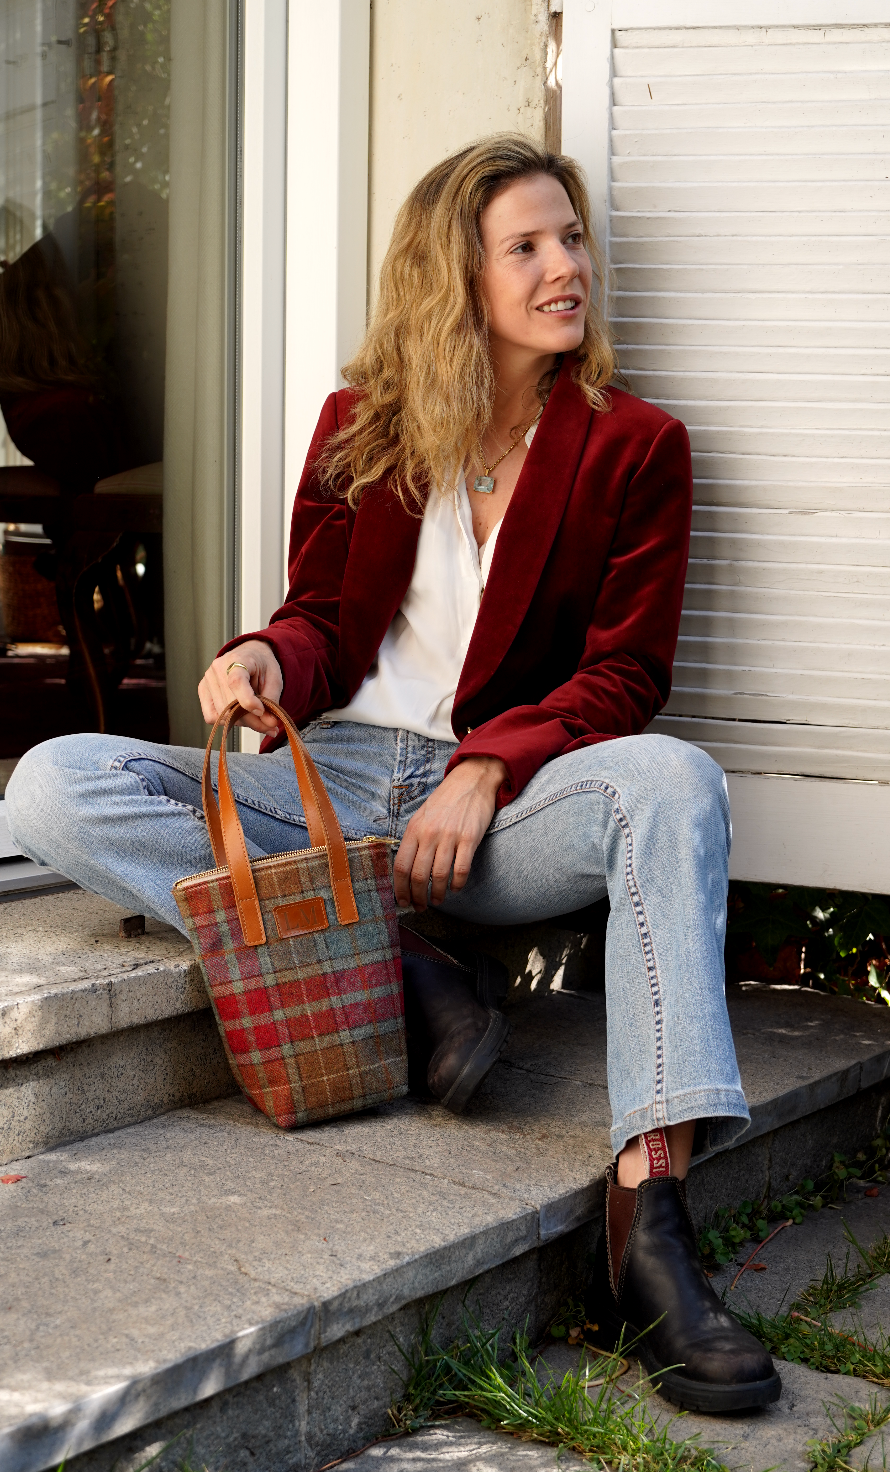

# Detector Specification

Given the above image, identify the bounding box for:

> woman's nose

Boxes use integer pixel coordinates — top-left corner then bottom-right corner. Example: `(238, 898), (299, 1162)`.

(543, 243), (580, 281)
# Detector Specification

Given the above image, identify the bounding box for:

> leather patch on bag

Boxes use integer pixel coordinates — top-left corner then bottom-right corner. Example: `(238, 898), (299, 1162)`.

(273, 897), (328, 938)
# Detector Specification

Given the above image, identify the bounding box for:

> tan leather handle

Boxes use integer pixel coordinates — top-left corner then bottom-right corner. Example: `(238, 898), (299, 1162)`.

(201, 699), (359, 946)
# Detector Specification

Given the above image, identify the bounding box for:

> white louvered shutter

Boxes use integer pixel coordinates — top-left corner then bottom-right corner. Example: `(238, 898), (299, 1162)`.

(562, 5), (890, 887)
(612, 24), (890, 781)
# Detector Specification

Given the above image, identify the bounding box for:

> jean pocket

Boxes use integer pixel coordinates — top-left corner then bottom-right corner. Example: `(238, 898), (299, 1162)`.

(300, 719), (335, 740)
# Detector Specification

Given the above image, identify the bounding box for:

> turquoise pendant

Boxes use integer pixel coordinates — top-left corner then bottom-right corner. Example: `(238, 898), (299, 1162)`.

(473, 475), (495, 494)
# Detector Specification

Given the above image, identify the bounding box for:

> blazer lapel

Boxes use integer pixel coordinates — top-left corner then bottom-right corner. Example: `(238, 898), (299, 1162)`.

(337, 487), (422, 695)
(456, 359), (594, 709)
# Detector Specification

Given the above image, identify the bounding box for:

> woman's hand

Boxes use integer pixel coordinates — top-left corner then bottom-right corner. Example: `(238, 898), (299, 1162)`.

(394, 756), (508, 910)
(198, 640), (284, 735)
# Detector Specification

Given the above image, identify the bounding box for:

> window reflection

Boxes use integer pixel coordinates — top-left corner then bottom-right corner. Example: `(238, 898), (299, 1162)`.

(0, 0), (172, 792)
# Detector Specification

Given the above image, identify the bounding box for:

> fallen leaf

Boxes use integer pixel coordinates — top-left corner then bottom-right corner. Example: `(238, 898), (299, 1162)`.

(748, 1262), (768, 1271)
(0, 1175), (25, 1185)
(866, 1187), (880, 1198)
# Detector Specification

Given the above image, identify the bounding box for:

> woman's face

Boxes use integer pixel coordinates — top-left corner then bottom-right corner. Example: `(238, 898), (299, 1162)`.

(478, 173), (593, 363)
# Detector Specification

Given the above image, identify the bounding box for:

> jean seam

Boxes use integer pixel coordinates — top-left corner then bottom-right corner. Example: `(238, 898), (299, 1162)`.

(604, 783), (666, 1129)
(619, 1086), (748, 1126)
(489, 778), (624, 832)
(114, 753), (311, 829)
(615, 1091), (749, 1152)
(388, 730), (406, 838)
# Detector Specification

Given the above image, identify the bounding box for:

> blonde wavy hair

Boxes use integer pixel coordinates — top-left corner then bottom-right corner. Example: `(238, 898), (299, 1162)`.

(321, 134), (618, 511)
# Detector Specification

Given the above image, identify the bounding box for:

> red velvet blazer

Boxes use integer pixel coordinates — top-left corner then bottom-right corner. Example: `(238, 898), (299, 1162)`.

(222, 356), (693, 808)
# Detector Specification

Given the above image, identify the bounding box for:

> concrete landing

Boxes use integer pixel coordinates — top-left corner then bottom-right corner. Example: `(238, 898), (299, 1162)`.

(4, 982), (890, 1472)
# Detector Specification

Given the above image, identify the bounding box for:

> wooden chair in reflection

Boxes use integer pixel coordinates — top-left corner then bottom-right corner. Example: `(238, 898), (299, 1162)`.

(0, 462), (162, 731)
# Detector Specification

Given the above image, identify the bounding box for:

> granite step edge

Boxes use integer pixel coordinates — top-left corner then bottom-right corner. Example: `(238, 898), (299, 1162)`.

(1, 923), (593, 1067)
(692, 1050), (890, 1170)
(0, 1304), (317, 1472)
(0, 957), (207, 1062)
(0, 1190), (540, 1472)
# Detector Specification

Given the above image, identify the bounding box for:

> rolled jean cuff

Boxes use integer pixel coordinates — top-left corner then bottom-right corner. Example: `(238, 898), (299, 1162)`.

(610, 1087), (751, 1158)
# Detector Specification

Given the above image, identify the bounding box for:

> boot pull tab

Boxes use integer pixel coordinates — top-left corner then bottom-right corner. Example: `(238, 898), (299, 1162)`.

(640, 1127), (672, 1178)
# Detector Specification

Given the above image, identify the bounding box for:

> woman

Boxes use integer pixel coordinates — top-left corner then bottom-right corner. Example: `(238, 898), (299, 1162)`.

(7, 136), (778, 1414)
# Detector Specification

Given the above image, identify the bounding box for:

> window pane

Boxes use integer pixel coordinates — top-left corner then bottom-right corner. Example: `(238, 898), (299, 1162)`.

(0, 0), (235, 811)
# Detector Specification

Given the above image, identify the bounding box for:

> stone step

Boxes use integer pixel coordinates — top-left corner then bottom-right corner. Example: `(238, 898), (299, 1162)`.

(3, 980), (890, 1472)
(0, 890), (236, 1163)
(0, 889), (602, 1164)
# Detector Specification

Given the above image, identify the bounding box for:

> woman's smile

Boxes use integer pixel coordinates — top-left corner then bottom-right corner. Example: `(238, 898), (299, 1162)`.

(536, 295), (582, 315)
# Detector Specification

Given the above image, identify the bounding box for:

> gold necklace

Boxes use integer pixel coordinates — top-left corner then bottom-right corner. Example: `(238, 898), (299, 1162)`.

(472, 417), (537, 495)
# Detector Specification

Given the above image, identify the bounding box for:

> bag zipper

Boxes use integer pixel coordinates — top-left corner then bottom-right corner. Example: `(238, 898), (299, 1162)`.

(173, 835), (398, 892)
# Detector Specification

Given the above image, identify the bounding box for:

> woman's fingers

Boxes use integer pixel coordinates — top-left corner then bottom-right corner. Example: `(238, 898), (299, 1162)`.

(393, 758), (503, 908)
(395, 825), (449, 910)
(411, 836), (443, 909)
(199, 643), (284, 731)
(393, 833), (418, 908)
(395, 817), (441, 910)
(225, 664), (266, 718)
(197, 675), (217, 724)
(448, 836), (477, 895)
(429, 837), (460, 907)
(395, 828), (470, 910)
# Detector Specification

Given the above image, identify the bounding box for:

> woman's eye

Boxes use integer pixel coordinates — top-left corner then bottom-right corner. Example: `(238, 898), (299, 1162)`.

(565, 231), (583, 246)
(511, 241), (533, 254)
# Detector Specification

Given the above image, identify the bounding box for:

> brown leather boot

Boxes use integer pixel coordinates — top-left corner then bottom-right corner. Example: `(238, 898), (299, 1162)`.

(585, 1164), (781, 1413)
(399, 927), (510, 1113)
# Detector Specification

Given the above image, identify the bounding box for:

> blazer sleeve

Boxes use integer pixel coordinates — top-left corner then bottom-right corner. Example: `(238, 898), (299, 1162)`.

(445, 417), (693, 806)
(217, 392), (350, 724)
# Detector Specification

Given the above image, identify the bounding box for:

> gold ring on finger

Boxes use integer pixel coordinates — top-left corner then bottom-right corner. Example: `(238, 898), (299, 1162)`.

(226, 661), (249, 677)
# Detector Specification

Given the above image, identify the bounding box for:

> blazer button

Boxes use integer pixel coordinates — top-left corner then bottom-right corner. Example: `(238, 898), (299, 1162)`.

(466, 726), (473, 735)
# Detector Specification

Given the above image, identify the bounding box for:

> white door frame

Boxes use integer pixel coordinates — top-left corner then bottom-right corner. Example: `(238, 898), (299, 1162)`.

(561, 0), (890, 891)
(282, 0), (370, 571)
(238, 0), (370, 749)
(239, 0), (288, 643)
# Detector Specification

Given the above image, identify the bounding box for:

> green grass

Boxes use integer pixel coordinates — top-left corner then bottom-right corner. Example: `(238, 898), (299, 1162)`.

(738, 1307), (890, 1387)
(389, 1302), (746, 1471)
(807, 1395), (890, 1471)
(798, 1229), (890, 1318)
(737, 1229), (890, 1387)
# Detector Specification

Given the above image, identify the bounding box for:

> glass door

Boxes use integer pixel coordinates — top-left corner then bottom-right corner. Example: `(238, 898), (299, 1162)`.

(0, 0), (238, 883)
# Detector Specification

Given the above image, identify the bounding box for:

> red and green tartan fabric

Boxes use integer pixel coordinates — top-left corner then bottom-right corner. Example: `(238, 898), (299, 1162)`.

(173, 839), (407, 1127)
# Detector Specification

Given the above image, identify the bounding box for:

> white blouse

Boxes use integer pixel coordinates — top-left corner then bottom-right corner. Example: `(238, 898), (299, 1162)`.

(325, 422), (538, 742)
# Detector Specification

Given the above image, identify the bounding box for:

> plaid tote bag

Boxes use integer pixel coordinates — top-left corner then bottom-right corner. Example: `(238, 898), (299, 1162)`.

(173, 698), (407, 1127)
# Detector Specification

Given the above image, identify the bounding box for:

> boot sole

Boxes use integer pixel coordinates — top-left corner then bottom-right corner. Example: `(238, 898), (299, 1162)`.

(597, 1305), (782, 1413)
(438, 1010), (511, 1114)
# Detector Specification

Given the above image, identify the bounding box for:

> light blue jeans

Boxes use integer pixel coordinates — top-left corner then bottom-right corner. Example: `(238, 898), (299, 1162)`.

(6, 722), (748, 1155)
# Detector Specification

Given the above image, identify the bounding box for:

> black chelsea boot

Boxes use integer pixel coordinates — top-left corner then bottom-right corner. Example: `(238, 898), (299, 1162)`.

(586, 1163), (781, 1413)
(399, 926), (510, 1113)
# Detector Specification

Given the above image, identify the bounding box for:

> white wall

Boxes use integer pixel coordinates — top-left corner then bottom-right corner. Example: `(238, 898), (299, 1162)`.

(368, 0), (550, 292)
